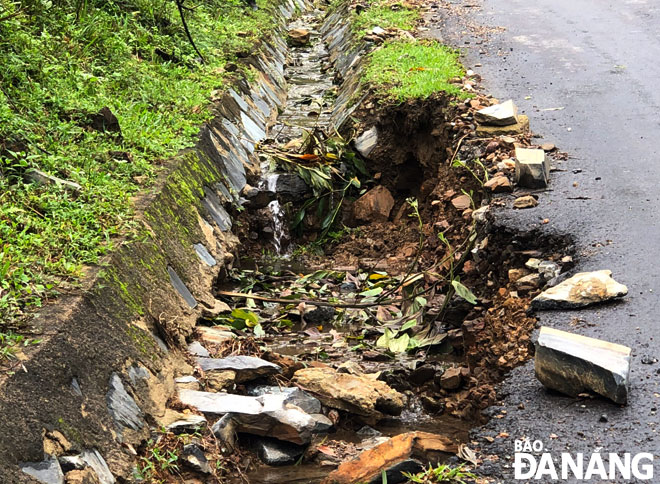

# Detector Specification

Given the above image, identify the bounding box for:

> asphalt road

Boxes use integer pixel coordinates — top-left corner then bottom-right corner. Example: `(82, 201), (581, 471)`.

(428, 0), (660, 481)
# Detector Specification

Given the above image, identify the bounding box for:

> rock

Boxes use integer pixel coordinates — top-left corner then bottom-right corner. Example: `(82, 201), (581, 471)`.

(321, 432), (457, 484)
(354, 186), (395, 223)
(451, 194), (471, 210)
(475, 115), (529, 136)
(206, 370), (236, 391)
(535, 326), (631, 404)
(246, 385), (322, 414)
(357, 426), (382, 438)
(515, 273), (542, 294)
(439, 367), (462, 390)
(167, 414), (207, 434)
(310, 413), (334, 434)
(541, 143), (556, 151)
(106, 374), (144, 433)
(175, 375), (200, 391)
(196, 355), (280, 382)
(28, 169), (82, 192)
(196, 326), (234, 346)
(179, 390), (320, 444)
(275, 173), (311, 202)
(64, 469), (100, 484)
(513, 195), (538, 209)
(525, 258), (541, 270)
(255, 437), (307, 466)
(508, 268), (528, 283)
(514, 147), (549, 188)
(182, 444), (212, 474)
(532, 270), (628, 309)
(292, 367), (405, 418)
(188, 341), (210, 358)
(410, 365), (435, 385)
(80, 450), (114, 484)
(484, 175), (512, 193)
(354, 127), (378, 157)
(211, 413), (237, 449)
(20, 457), (65, 484)
(538, 260), (561, 280)
(304, 305), (337, 325)
(88, 106), (121, 134)
(475, 100), (518, 126)
(59, 455), (85, 472)
(288, 28), (310, 46)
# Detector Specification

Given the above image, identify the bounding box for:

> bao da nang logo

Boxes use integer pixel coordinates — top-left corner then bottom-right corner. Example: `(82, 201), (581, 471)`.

(514, 439), (654, 480)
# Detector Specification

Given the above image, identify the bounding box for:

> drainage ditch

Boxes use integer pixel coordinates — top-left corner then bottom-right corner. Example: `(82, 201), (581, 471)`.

(136, 3), (575, 484)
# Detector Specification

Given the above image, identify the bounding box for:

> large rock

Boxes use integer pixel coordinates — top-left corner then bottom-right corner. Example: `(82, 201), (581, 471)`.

(532, 270), (627, 309)
(275, 173), (312, 202)
(321, 432), (458, 484)
(292, 367), (404, 419)
(475, 100), (518, 126)
(106, 374), (144, 434)
(354, 186), (395, 223)
(514, 147), (549, 188)
(196, 355), (280, 382)
(535, 326), (631, 404)
(196, 326), (234, 346)
(179, 390), (320, 444)
(476, 115), (529, 136)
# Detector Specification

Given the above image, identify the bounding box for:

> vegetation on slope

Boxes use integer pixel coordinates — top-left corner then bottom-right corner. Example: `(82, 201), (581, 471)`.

(0, 0), (273, 352)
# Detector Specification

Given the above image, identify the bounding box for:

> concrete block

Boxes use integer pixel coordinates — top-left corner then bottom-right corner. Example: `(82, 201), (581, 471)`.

(515, 147), (549, 188)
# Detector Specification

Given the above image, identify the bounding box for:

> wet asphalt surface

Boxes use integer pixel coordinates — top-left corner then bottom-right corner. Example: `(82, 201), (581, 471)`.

(426, 0), (660, 481)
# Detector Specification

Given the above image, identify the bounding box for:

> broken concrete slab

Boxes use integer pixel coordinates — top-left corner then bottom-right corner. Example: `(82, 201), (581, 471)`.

(179, 390), (320, 444)
(535, 326), (631, 404)
(292, 367), (404, 419)
(354, 127), (378, 157)
(196, 355), (280, 382)
(514, 147), (549, 188)
(20, 457), (64, 484)
(475, 99), (518, 126)
(475, 115), (529, 136)
(532, 270), (628, 309)
(321, 432), (457, 484)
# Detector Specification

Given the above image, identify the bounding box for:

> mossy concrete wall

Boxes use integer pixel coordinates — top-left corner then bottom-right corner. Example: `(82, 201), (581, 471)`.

(0, 0), (306, 481)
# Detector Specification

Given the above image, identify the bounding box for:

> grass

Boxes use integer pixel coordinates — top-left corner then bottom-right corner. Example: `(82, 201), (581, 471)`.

(352, 0), (419, 35)
(403, 463), (478, 483)
(363, 39), (467, 100)
(0, 0), (276, 338)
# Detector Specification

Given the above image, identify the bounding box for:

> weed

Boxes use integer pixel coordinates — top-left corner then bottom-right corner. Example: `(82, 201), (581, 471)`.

(452, 157), (490, 186)
(403, 463), (478, 483)
(352, 0), (418, 35)
(0, 0), (276, 335)
(363, 39), (467, 100)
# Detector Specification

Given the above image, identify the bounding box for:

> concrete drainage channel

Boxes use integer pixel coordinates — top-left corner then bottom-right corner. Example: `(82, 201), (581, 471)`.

(9, 1), (631, 484)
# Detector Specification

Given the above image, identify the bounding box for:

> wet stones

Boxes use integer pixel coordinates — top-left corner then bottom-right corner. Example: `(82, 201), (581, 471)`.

(438, 367), (464, 390)
(274, 173), (311, 202)
(178, 390), (322, 444)
(514, 147), (549, 188)
(535, 326), (632, 404)
(196, 355), (280, 382)
(532, 270), (628, 309)
(288, 28), (310, 46)
(255, 437), (307, 466)
(292, 367), (405, 419)
(353, 185), (395, 223)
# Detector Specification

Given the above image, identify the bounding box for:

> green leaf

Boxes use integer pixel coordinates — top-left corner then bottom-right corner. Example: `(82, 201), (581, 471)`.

(376, 328), (394, 348)
(388, 333), (410, 353)
(231, 309), (260, 327)
(400, 319), (417, 332)
(451, 280), (477, 305)
(292, 208), (306, 229)
(359, 287), (383, 298)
